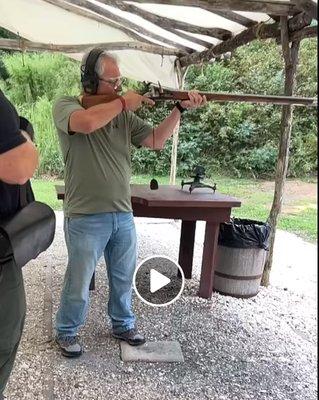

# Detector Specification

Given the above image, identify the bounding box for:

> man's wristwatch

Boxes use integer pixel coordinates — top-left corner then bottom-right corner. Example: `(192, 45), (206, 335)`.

(174, 102), (186, 114)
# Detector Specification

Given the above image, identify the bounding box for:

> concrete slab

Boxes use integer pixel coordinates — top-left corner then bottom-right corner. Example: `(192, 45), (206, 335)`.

(120, 341), (184, 363)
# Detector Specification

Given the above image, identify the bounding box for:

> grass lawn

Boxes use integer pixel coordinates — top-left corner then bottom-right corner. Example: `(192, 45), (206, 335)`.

(31, 175), (317, 242)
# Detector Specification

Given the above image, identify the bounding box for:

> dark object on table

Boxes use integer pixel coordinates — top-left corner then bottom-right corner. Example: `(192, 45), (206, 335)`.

(150, 179), (159, 190)
(181, 166), (216, 194)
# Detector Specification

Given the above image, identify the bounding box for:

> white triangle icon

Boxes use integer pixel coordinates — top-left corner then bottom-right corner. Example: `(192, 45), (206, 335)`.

(150, 269), (171, 293)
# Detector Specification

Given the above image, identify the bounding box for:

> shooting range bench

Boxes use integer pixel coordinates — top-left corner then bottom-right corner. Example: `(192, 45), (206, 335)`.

(55, 184), (241, 299)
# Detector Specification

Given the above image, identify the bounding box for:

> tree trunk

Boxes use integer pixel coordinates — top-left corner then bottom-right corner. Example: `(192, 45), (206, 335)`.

(261, 17), (301, 286)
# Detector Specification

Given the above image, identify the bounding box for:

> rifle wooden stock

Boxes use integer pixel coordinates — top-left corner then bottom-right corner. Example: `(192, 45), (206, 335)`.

(81, 90), (317, 109)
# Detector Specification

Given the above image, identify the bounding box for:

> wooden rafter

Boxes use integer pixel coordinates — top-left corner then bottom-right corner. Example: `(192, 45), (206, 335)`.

(172, 30), (218, 47)
(208, 10), (257, 28)
(163, 30), (211, 48)
(288, 11), (313, 30)
(269, 14), (281, 22)
(0, 39), (183, 56)
(179, 13), (316, 67)
(1, 20), (314, 60)
(2, 1), (314, 66)
(292, 0), (318, 19)
(290, 24), (318, 40)
(179, 23), (278, 66)
(130, 1), (300, 16)
(60, 0), (193, 53)
(43, 0), (153, 45)
(98, 0), (232, 40)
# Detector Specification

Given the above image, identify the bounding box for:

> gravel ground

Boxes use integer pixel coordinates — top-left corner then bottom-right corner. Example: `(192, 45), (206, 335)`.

(4, 212), (317, 400)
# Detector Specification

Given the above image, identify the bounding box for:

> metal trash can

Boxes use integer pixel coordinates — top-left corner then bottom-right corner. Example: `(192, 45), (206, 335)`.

(213, 218), (271, 298)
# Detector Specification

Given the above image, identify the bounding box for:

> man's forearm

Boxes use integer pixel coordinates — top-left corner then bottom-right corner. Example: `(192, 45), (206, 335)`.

(0, 138), (38, 185)
(143, 107), (181, 149)
(87, 98), (123, 127)
(70, 98), (123, 134)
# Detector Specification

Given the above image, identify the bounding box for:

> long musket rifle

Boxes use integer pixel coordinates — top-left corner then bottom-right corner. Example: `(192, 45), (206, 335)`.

(81, 82), (317, 109)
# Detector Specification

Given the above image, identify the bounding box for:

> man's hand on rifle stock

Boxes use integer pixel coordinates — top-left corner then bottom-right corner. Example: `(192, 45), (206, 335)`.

(180, 91), (207, 110)
(122, 91), (155, 112)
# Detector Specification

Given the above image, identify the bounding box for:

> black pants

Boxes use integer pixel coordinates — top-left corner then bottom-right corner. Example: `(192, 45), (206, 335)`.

(0, 259), (26, 397)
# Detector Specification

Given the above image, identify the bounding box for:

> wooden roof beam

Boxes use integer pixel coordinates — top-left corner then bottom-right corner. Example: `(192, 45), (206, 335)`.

(288, 11), (313, 30)
(95, 1), (211, 47)
(57, 0), (193, 53)
(208, 10), (257, 28)
(130, 1), (300, 16)
(179, 22), (280, 67)
(268, 14), (281, 22)
(292, 0), (318, 20)
(179, 12), (316, 67)
(0, 39), (183, 56)
(43, 0), (154, 45)
(290, 24), (318, 40)
(98, 0), (232, 40)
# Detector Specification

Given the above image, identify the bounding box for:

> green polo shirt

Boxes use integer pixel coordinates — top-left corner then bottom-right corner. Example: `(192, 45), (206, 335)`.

(53, 96), (152, 217)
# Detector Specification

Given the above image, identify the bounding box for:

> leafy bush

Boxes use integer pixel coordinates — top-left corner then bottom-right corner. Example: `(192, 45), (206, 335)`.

(18, 96), (64, 176)
(2, 52), (79, 104)
(0, 52), (79, 177)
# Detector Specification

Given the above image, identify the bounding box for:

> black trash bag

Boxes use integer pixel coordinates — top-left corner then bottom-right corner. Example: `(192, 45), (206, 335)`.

(218, 218), (271, 250)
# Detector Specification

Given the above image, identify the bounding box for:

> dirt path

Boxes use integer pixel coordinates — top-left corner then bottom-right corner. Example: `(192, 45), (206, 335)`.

(260, 180), (317, 203)
(260, 180), (317, 215)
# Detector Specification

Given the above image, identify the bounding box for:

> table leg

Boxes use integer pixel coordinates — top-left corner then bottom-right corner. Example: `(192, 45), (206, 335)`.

(178, 220), (196, 279)
(199, 222), (220, 299)
(89, 272), (95, 291)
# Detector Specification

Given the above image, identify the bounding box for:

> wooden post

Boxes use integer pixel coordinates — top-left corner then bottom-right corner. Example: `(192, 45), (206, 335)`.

(261, 17), (301, 286)
(169, 61), (187, 185)
(169, 120), (180, 185)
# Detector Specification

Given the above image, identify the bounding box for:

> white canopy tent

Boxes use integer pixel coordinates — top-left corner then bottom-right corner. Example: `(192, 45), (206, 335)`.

(0, 0), (296, 87)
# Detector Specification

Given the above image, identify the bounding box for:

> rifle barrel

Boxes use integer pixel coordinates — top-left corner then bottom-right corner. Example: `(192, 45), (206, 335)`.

(148, 90), (317, 107)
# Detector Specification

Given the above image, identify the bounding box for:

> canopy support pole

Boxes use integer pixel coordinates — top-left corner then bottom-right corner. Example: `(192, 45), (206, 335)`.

(261, 17), (301, 286)
(169, 61), (187, 185)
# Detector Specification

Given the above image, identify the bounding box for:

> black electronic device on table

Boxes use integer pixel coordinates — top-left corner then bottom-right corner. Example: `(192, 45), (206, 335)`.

(181, 166), (217, 194)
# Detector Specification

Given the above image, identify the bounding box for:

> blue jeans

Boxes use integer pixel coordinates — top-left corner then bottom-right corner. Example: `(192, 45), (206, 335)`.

(55, 212), (136, 337)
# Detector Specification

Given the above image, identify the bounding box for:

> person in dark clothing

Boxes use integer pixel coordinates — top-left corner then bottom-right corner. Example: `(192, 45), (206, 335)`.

(0, 90), (38, 399)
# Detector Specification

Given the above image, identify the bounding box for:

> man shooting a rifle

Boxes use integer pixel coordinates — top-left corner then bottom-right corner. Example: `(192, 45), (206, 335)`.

(53, 47), (206, 357)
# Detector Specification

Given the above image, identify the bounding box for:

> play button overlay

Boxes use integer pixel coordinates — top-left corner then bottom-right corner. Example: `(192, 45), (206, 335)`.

(150, 269), (171, 293)
(133, 256), (185, 307)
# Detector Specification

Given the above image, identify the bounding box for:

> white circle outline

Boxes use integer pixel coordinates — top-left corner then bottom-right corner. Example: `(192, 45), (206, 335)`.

(133, 255), (185, 307)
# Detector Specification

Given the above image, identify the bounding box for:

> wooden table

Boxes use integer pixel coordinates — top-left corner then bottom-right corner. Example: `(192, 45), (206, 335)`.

(55, 184), (241, 299)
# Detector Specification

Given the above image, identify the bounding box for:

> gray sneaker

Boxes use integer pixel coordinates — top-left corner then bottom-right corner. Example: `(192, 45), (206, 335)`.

(56, 336), (83, 358)
(112, 328), (146, 346)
